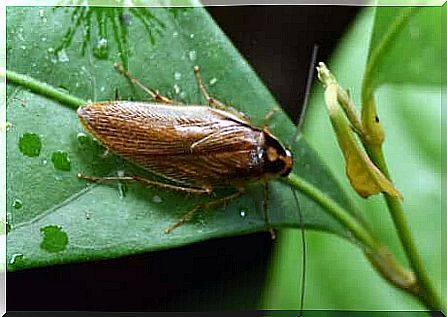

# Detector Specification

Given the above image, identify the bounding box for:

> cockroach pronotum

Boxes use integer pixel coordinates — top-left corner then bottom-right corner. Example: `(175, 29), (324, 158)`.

(77, 63), (294, 239)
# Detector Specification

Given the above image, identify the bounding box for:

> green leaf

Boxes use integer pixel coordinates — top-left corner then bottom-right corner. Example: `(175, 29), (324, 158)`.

(263, 7), (442, 310)
(6, 5), (358, 271)
(365, 7), (441, 90)
(360, 7), (441, 150)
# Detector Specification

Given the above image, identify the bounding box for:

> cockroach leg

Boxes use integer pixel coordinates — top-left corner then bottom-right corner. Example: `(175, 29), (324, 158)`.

(193, 66), (228, 111)
(193, 66), (251, 122)
(263, 182), (276, 240)
(194, 66), (240, 114)
(262, 107), (280, 128)
(164, 205), (201, 234)
(100, 149), (110, 158)
(113, 63), (176, 104)
(114, 88), (120, 101)
(77, 173), (211, 195)
(164, 190), (243, 234)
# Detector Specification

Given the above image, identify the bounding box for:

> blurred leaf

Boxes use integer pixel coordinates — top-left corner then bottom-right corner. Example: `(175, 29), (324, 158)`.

(361, 7), (441, 150)
(6, 5), (357, 271)
(368, 7), (442, 91)
(264, 6), (442, 310)
(366, 7), (441, 90)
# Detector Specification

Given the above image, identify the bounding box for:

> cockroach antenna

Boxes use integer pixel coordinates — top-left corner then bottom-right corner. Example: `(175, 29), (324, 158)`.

(291, 187), (306, 317)
(291, 44), (319, 146)
(289, 44), (319, 317)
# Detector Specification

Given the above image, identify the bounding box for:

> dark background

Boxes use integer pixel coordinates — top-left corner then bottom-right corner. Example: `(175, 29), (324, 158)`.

(8, 6), (359, 311)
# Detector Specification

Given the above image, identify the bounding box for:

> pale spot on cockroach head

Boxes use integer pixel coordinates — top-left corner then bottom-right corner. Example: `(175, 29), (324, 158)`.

(262, 132), (294, 178)
(267, 146), (279, 162)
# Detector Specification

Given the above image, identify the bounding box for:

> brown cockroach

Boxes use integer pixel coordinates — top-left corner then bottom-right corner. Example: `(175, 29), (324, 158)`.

(77, 63), (293, 238)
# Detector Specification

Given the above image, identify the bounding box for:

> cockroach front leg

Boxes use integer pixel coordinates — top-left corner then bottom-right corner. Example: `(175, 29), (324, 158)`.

(164, 189), (244, 234)
(77, 173), (211, 195)
(113, 63), (178, 104)
(193, 66), (228, 111)
(262, 107), (280, 129)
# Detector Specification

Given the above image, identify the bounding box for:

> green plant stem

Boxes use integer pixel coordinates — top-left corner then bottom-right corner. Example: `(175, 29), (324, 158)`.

(286, 173), (379, 250)
(360, 6), (443, 308)
(285, 172), (424, 296)
(2, 69), (86, 109)
(367, 148), (444, 311)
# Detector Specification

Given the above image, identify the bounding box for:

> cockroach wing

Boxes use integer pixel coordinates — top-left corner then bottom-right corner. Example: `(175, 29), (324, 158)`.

(78, 101), (265, 188)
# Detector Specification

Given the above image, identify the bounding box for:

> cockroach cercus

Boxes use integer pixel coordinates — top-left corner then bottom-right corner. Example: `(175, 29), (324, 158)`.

(77, 63), (294, 238)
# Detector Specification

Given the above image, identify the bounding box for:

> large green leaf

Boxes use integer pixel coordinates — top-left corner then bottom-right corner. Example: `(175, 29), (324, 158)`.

(263, 6), (442, 310)
(366, 6), (441, 89)
(6, 5), (356, 271)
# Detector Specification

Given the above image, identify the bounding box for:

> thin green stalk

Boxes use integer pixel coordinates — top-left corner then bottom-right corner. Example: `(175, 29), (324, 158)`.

(1, 69), (86, 109)
(285, 173), (423, 296)
(360, 7), (443, 307)
(286, 173), (379, 251)
(368, 148), (444, 311)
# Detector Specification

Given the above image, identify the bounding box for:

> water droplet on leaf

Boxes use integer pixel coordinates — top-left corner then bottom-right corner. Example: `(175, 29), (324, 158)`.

(57, 49), (69, 63)
(77, 132), (90, 146)
(188, 50), (197, 61)
(40, 225), (69, 253)
(19, 133), (41, 157)
(51, 151), (71, 171)
(10, 253), (24, 266)
(12, 199), (23, 209)
(152, 195), (162, 203)
(93, 38), (108, 59)
(173, 84), (180, 95)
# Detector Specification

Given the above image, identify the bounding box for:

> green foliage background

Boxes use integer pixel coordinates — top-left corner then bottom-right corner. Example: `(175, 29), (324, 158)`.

(263, 7), (443, 310)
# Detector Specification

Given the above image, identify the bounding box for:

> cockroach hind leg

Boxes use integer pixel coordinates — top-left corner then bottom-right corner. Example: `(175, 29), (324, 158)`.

(164, 190), (243, 234)
(164, 205), (200, 234)
(78, 173), (211, 195)
(113, 62), (178, 104)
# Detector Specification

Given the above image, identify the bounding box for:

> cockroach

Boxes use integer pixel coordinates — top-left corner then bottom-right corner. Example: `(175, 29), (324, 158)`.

(77, 63), (293, 238)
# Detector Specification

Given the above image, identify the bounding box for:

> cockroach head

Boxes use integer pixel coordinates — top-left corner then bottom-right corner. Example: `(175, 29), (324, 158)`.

(263, 133), (293, 178)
